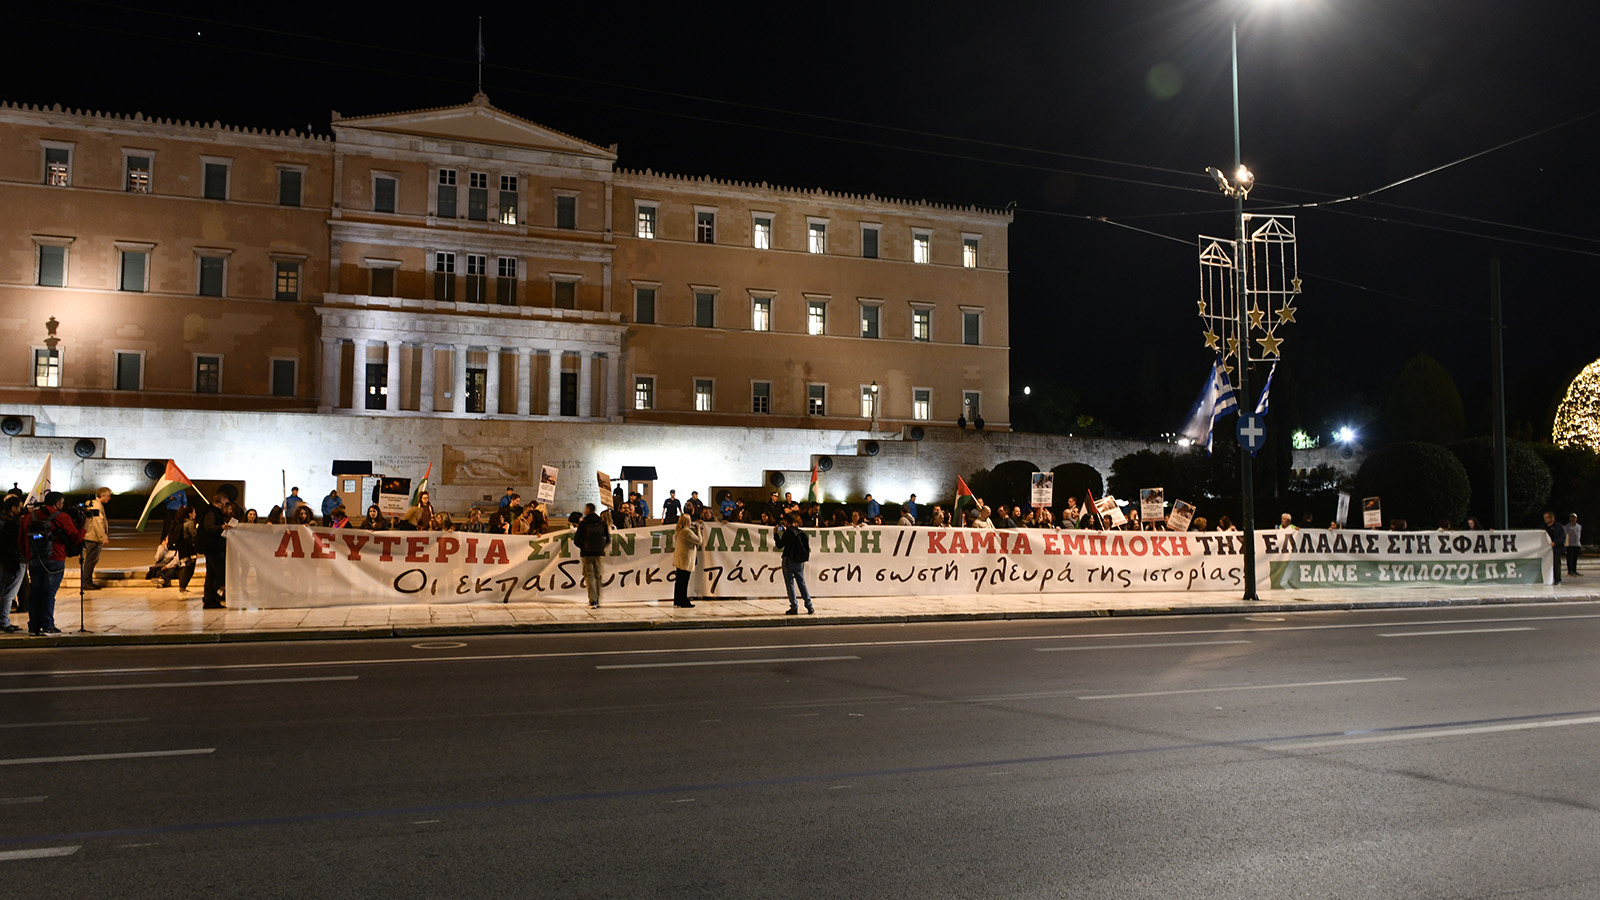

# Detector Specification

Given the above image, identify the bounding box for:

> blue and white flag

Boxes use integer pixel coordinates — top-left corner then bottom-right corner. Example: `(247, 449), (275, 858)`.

(1255, 361), (1277, 415)
(1181, 357), (1239, 455)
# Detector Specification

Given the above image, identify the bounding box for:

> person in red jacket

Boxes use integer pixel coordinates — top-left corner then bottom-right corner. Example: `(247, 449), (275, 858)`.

(19, 492), (83, 635)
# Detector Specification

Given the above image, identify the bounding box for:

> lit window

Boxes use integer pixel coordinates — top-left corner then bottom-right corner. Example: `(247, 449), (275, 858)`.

(496, 257), (517, 305)
(434, 251), (456, 301)
(963, 391), (981, 419)
(467, 172), (489, 221)
(45, 147), (70, 186)
(437, 169), (458, 218)
(126, 155), (151, 193)
(962, 236), (979, 268)
(753, 214), (772, 249)
(860, 386), (876, 418)
(807, 384), (826, 416)
(751, 296), (771, 332)
(34, 349), (60, 388)
(556, 195), (577, 229)
(634, 377), (655, 410)
(696, 210), (715, 243)
(862, 225), (880, 259)
(962, 310), (981, 345)
(278, 168), (303, 206)
(694, 379), (713, 412)
(912, 308), (931, 342)
(499, 175), (518, 225)
(807, 301), (826, 335)
(913, 388), (931, 421)
(274, 262), (300, 301)
(808, 222), (827, 254)
(860, 304), (880, 339)
(465, 254), (488, 303)
(751, 381), (771, 414)
(913, 230), (931, 264)
(196, 355), (222, 394)
(637, 204), (657, 239)
(694, 292), (715, 328)
(634, 287), (656, 323)
(374, 175), (397, 213)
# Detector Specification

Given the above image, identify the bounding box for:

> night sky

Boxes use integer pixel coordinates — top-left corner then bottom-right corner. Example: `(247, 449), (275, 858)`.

(11, 0), (1599, 441)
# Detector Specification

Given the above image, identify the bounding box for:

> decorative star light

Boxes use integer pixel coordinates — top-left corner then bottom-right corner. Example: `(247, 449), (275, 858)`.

(1256, 331), (1283, 357)
(1248, 306), (1266, 329)
(1276, 304), (1297, 324)
(1291, 277), (1303, 293)
(1203, 330), (1220, 350)
(1198, 299), (1208, 315)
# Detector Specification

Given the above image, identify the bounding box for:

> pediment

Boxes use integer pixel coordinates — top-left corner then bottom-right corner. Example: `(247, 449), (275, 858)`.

(334, 95), (615, 160)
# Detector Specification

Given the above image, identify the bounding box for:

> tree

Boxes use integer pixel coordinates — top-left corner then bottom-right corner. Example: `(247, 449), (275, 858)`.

(1448, 437), (1552, 526)
(1533, 443), (1600, 533)
(964, 460), (1039, 511)
(1353, 442), (1471, 528)
(1050, 462), (1104, 508)
(1384, 354), (1465, 443)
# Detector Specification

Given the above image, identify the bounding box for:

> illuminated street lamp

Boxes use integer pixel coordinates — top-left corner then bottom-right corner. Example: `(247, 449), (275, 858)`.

(869, 380), (880, 431)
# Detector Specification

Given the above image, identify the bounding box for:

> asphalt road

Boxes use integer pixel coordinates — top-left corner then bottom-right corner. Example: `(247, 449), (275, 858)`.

(3, 603), (1600, 899)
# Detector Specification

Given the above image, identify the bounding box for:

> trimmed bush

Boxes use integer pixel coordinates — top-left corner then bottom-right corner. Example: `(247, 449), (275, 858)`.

(1448, 437), (1552, 525)
(1354, 442), (1470, 528)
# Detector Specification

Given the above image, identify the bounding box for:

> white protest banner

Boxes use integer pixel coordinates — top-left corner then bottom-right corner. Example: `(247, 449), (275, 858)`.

(1030, 472), (1054, 508)
(1258, 528), (1549, 589)
(1362, 496), (1382, 529)
(537, 466), (558, 504)
(1336, 492), (1351, 527)
(1140, 488), (1166, 522)
(1167, 500), (1196, 533)
(598, 471), (614, 509)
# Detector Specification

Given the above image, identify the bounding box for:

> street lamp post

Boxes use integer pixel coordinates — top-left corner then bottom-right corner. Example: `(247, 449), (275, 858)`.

(870, 380), (880, 432)
(1230, 23), (1259, 602)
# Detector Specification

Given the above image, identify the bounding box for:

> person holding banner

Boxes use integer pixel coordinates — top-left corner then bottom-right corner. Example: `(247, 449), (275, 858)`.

(671, 513), (703, 608)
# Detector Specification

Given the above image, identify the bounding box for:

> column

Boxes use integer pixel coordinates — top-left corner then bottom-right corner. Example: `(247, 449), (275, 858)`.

(453, 343), (469, 414)
(547, 349), (563, 417)
(515, 347), (532, 416)
(606, 351), (621, 420)
(319, 337), (340, 412)
(350, 338), (368, 412)
(385, 339), (402, 413)
(577, 351), (593, 418)
(419, 343), (435, 413)
(485, 347), (501, 415)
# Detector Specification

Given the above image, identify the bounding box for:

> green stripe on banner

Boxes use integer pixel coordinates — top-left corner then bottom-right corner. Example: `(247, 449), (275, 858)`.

(1269, 558), (1544, 589)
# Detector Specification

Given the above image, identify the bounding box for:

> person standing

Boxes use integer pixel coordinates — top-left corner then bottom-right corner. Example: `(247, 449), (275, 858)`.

(1565, 514), (1583, 577)
(197, 484), (238, 609)
(671, 513), (702, 608)
(0, 495), (25, 632)
(499, 487), (516, 513)
(1543, 510), (1565, 586)
(20, 492), (83, 635)
(80, 487), (111, 590)
(575, 503), (609, 608)
(773, 512), (814, 615)
(162, 487), (189, 542)
(904, 494), (919, 524)
(320, 489), (341, 520)
(283, 487), (304, 519)
(661, 490), (682, 524)
(864, 493), (880, 521)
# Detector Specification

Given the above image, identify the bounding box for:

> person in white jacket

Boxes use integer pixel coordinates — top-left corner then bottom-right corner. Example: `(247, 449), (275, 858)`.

(671, 513), (703, 608)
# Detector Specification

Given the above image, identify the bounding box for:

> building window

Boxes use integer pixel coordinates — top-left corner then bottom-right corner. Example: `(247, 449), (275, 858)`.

(496, 257), (517, 305)
(119, 247), (149, 292)
(752, 213), (772, 249)
(556, 194), (577, 229)
(860, 304), (880, 339)
(808, 221), (827, 254)
(125, 155), (152, 193)
(198, 255), (226, 297)
(634, 286), (656, 324)
(274, 262), (300, 301)
(114, 351), (143, 391)
(34, 349), (61, 388)
(636, 204), (657, 239)
(196, 355), (222, 394)
(694, 379), (714, 412)
(913, 388), (931, 421)
(696, 210), (716, 243)
(499, 175), (518, 225)
(962, 310), (981, 345)
(694, 291), (715, 328)
(553, 279), (577, 309)
(962, 236), (980, 269)
(861, 385), (877, 419)
(37, 244), (67, 287)
(634, 376), (655, 410)
(751, 381), (771, 414)
(913, 230), (931, 264)
(434, 251), (456, 301)
(44, 146), (71, 186)
(963, 391), (981, 420)
(751, 296), (772, 332)
(862, 224), (880, 259)
(807, 383), (826, 416)
(203, 162), (229, 200)
(437, 169), (458, 218)
(370, 266), (396, 298)
(807, 300), (827, 335)
(465, 254), (488, 303)
(277, 168), (302, 206)
(912, 307), (932, 342)
(270, 359), (297, 397)
(467, 172), (489, 221)
(374, 175), (397, 213)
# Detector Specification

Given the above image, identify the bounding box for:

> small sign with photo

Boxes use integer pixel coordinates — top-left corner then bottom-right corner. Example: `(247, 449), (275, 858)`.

(1140, 487), (1166, 522)
(1167, 499), (1195, 532)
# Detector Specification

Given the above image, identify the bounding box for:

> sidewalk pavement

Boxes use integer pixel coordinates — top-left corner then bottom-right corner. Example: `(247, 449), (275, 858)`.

(7, 556), (1599, 647)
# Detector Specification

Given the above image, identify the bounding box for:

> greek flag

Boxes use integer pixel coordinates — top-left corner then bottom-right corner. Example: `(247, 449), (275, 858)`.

(1181, 357), (1238, 455)
(1255, 361), (1276, 415)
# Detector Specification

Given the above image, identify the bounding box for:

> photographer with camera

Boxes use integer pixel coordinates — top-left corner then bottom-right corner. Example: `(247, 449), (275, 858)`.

(80, 487), (110, 591)
(19, 492), (84, 635)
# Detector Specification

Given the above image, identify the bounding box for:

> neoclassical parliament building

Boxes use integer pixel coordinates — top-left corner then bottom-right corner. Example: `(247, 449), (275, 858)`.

(0, 93), (1012, 506)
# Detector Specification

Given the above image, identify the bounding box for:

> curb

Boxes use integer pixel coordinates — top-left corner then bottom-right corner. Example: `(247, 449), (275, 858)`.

(4, 593), (1597, 648)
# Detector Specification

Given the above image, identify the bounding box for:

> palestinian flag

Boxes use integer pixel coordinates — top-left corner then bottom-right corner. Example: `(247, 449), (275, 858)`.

(952, 476), (975, 525)
(136, 460), (204, 531)
(805, 461), (820, 503)
(410, 463), (432, 506)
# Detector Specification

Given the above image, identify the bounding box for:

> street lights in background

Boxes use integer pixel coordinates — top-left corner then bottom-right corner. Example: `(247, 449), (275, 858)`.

(870, 380), (880, 431)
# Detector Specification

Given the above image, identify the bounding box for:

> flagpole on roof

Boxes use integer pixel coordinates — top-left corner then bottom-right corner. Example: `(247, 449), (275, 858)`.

(476, 17), (484, 95)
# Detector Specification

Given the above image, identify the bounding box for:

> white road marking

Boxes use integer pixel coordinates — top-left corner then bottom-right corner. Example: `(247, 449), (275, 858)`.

(1378, 627), (1536, 637)
(1035, 640), (1252, 652)
(670, 799), (696, 804)
(1078, 676), (1405, 701)
(412, 820), (440, 825)
(0, 717), (149, 729)
(0, 846), (80, 861)
(4, 610), (1595, 680)
(1274, 715), (1600, 750)
(829, 785), (853, 790)
(595, 655), (859, 670)
(0, 748), (215, 767)
(0, 676), (357, 695)
(0, 796), (47, 805)
(118, 843), (158, 848)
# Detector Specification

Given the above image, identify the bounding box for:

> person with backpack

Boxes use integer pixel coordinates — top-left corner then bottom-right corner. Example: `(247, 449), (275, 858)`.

(19, 491), (84, 635)
(574, 503), (610, 608)
(773, 512), (814, 615)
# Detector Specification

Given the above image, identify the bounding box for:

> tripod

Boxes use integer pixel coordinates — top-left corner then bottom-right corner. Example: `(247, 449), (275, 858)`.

(76, 552), (92, 634)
